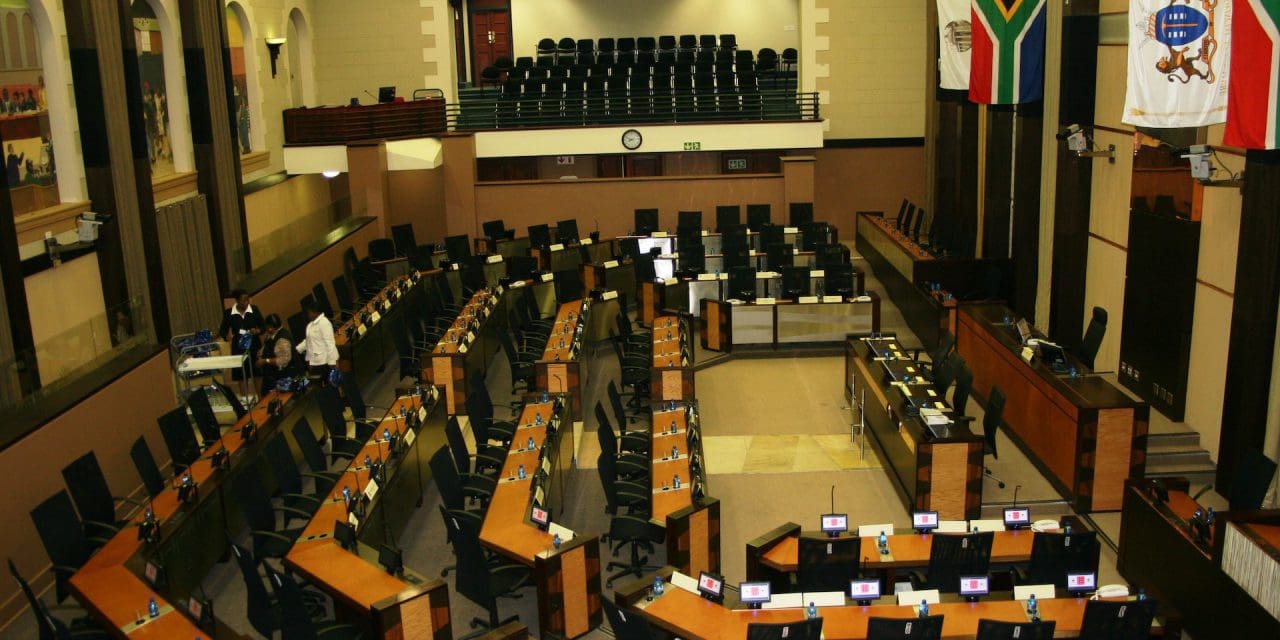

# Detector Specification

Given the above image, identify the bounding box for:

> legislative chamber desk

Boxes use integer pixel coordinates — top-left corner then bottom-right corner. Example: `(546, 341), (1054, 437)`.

(955, 304), (1148, 512)
(701, 294), (881, 351)
(479, 398), (604, 639)
(68, 388), (321, 638)
(1118, 479), (1280, 639)
(855, 212), (1011, 350)
(644, 267), (866, 321)
(336, 270), (436, 389)
(650, 398), (720, 578)
(847, 335), (984, 519)
(535, 299), (589, 421)
(650, 315), (695, 404)
(531, 238), (615, 273)
(286, 387), (452, 639)
(616, 567), (1130, 640)
(426, 286), (508, 415)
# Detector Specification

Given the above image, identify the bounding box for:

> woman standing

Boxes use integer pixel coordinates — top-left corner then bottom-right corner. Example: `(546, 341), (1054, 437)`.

(218, 289), (264, 400)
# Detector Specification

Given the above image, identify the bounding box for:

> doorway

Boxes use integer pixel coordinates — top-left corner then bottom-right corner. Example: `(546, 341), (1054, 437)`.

(468, 0), (512, 85)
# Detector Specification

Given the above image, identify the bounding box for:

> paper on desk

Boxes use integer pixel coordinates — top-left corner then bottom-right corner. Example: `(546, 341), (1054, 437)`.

(762, 592), (804, 609)
(548, 522), (574, 541)
(669, 571), (699, 594)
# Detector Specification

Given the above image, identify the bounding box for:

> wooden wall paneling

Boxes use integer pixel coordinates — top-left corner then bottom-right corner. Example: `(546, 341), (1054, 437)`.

(957, 102), (981, 256)
(983, 107), (1015, 260)
(1012, 103), (1043, 322)
(1050, 146), (1093, 350)
(1218, 150), (1280, 493)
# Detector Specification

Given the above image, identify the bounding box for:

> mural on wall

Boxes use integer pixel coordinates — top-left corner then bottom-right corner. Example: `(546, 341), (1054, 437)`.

(0, 0), (59, 216)
(131, 1), (173, 177)
(226, 5), (252, 154)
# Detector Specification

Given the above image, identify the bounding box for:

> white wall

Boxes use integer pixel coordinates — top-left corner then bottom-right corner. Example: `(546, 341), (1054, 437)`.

(509, 0), (800, 60)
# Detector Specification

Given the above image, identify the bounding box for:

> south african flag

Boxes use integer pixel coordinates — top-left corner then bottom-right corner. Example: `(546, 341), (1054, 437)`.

(969, 0), (1047, 104)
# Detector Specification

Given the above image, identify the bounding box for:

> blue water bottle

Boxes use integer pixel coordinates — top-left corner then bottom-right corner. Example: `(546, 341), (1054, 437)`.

(552, 533), (561, 549)
(517, 465), (526, 480)
(653, 575), (664, 597)
(671, 446), (679, 459)
(673, 474), (681, 489)
(1027, 594), (1038, 619)
(147, 597), (159, 618)
(807, 602), (817, 619)
(527, 436), (536, 451)
(919, 600), (929, 618)
(879, 531), (889, 554)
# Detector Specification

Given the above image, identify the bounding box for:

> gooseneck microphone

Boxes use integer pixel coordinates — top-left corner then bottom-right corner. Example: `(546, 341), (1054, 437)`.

(1013, 484), (1022, 507)
(830, 484), (836, 515)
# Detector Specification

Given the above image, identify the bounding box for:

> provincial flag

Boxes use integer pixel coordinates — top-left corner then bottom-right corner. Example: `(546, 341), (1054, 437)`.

(1123, 0), (1231, 128)
(938, 0), (973, 90)
(1224, 0), (1280, 149)
(969, 0), (1048, 104)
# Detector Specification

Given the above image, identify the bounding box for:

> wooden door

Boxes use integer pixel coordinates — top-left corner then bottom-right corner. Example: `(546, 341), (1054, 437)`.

(470, 8), (512, 83)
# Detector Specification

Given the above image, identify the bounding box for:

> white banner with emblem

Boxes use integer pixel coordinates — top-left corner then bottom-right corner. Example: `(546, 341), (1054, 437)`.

(1123, 0), (1232, 128)
(937, 0), (972, 90)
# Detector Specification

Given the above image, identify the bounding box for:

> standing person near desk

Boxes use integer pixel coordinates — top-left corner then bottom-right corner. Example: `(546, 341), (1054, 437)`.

(255, 314), (294, 395)
(297, 299), (339, 378)
(219, 289), (263, 399)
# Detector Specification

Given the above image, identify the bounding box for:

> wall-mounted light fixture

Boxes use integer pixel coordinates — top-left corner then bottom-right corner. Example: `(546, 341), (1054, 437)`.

(321, 170), (340, 179)
(265, 37), (287, 78)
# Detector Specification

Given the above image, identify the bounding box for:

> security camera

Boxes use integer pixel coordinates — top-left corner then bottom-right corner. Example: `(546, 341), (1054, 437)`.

(1180, 145), (1213, 180)
(1055, 124), (1081, 141)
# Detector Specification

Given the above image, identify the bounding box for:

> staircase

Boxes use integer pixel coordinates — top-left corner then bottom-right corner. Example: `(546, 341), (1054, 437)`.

(1143, 427), (1216, 485)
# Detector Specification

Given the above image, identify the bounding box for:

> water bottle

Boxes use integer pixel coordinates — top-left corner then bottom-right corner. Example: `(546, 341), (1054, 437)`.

(879, 531), (888, 554)
(527, 436), (536, 451)
(653, 575), (664, 597)
(807, 602), (818, 619)
(1206, 507), (1216, 524)
(672, 445), (679, 460)
(919, 600), (929, 618)
(670, 419), (677, 434)
(542, 390), (549, 403)
(518, 465), (526, 480)
(535, 413), (543, 426)
(342, 486), (351, 504)
(383, 428), (391, 442)
(1064, 523), (1072, 536)
(147, 597), (159, 618)
(364, 454), (372, 470)
(1137, 588), (1146, 601)
(816, 281), (824, 297)
(1027, 594), (1038, 618)
(673, 474), (681, 489)
(552, 533), (562, 549)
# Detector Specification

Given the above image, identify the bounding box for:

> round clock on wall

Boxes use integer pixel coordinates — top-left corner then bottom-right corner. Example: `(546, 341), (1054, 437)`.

(621, 129), (643, 150)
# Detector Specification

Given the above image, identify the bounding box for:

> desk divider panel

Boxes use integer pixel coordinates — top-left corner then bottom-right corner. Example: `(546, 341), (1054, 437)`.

(745, 522), (801, 593)
(533, 535), (603, 639)
(665, 497), (721, 578)
(370, 580), (452, 640)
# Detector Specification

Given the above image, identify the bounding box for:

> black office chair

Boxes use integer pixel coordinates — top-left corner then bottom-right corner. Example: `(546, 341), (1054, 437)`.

(186, 388), (222, 446)
(290, 419), (346, 483)
(264, 433), (330, 514)
(231, 468), (310, 563)
(909, 531), (994, 593)
(912, 331), (956, 380)
(602, 597), (658, 640)
(231, 541), (285, 638)
(129, 436), (166, 499)
(391, 223), (417, 257)
(452, 521), (532, 638)
(981, 385), (1007, 489)
(157, 405), (200, 472)
(931, 354), (965, 399)
(444, 417), (499, 504)
(866, 616), (944, 640)
(1015, 530), (1099, 587)
(9, 558), (111, 640)
(951, 365), (974, 417)
(975, 619), (1056, 640)
(715, 205), (741, 232)
(209, 378), (249, 419)
(607, 378), (650, 428)
(767, 243), (794, 270)
(790, 202), (814, 227)
(678, 210), (702, 229)
(603, 489), (661, 587)
(678, 243), (706, 276)
(596, 401), (648, 456)
(797, 535), (861, 592)
(597, 451), (650, 517)
(747, 618), (824, 640)
(497, 330), (539, 394)
(466, 379), (519, 444)
(1078, 307), (1107, 370)
(61, 451), (141, 541)
(597, 420), (649, 479)
(1078, 598), (1158, 640)
(267, 564), (365, 639)
(429, 445), (484, 515)
(745, 203), (771, 231)
(30, 491), (112, 603)
(332, 276), (360, 316)
(634, 208), (660, 234)
(316, 386), (371, 463)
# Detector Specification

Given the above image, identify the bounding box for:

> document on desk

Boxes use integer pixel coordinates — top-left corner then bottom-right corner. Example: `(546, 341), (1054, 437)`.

(919, 408), (950, 426)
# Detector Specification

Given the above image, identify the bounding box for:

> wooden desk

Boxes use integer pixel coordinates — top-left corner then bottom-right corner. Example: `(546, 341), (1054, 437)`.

(531, 238), (615, 273)
(69, 390), (314, 638)
(535, 299), (588, 420)
(955, 304), (1148, 512)
(282, 98), (446, 145)
(702, 295), (881, 352)
(848, 335), (984, 519)
(479, 399), (604, 638)
(621, 574), (1124, 640)
(1118, 480), (1280, 639)
(651, 315), (694, 403)
(475, 235), (531, 260)
(756, 530), (1035, 574)
(336, 271), (434, 389)
(284, 389), (453, 639)
(427, 286), (506, 414)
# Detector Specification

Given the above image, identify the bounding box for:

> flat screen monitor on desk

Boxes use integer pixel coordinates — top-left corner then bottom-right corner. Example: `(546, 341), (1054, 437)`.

(959, 575), (989, 601)
(820, 513), (848, 537)
(377, 86), (396, 103)
(698, 571), (724, 602)
(1038, 342), (1069, 371)
(739, 581), (771, 608)
(530, 504), (550, 530)
(1066, 571), (1096, 596)
(912, 511), (939, 533)
(850, 579), (880, 605)
(1004, 507), (1031, 529)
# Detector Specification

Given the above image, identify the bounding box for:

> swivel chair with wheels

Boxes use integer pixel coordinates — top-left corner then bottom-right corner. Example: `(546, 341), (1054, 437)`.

(981, 385), (1007, 489)
(1077, 307), (1107, 370)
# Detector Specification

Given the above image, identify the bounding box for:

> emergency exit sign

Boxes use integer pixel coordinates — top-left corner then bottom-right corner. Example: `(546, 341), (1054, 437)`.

(683, 142), (702, 151)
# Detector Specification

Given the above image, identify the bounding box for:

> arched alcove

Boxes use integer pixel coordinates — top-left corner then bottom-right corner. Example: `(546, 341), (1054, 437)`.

(225, 1), (263, 155)
(285, 6), (315, 107)
(130, 0), (193, 176)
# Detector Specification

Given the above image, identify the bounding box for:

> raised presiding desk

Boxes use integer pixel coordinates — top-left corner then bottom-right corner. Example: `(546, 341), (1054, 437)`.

(285, 387), (453, 639)
(701, 294), (881, 351)
(955, 304), (1148, 512)
(847, 335), (984, 520)
(479, 398), (604, 639)
(336, 270), (434, 389)
(69, 389), (315, 638)
(535, 299), (589, 421)
(616, 567), (1130, 640)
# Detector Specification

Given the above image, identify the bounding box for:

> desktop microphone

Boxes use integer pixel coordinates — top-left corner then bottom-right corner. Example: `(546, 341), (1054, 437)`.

(830, 484), (836, 516)
(363, 89), (377, 101)
(1013, 484), (1022, 507)
(861, 556), (868, 579)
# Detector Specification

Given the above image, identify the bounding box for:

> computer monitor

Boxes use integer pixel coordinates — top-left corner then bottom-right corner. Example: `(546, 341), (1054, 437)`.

(481, 219), (507, 241)
(739, 581), (771, 608)
(445, 234), (471, 262)
(556, 218), (579, 244)
(959, 575), (989, 602)
(728, 266), (756, 301)
(1004, 507), (1031, 529)
(820, 513), (848, 537)
(378, 544), (404, 576)
(1038, 342), (1069, 370)
(781, 266), (810, 300)
(377, 86), (396, 103)
(620, 237), (640, 259)
(1066, 571), (1096, 596)
(912, 511), (939, 534)
(849, 579), (880, 606)
(530, 504), (550, 530)
(697, 571), (724, 602)
(634, 208), (659, 235)
(528, 223), (552, 249)
(333, 520), (356, 551)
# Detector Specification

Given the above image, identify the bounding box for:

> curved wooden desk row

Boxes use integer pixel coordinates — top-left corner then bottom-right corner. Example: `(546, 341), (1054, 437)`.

(284, 387), (452, 640)
(847, 335), (984, 520)
(336, 270), (435, 347)
(479, 397), (605, 639)
(620, 571), (1121, 640)
(650, 315), (695, 404)
(69, 389), (303, 639)
(749, 526), (1037, 576)
(536, 299), (589, 420)
(428, 286), (505, 415)
(336, 270), (440, 388)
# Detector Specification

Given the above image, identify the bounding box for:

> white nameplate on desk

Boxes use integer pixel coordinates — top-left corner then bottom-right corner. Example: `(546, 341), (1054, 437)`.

(797, 296), (819, 304)
(384, 299), (393, 311)
(784, 226), (799, 234)
(664, 277), (678, 286)
(458, 343), (469, 353)
(510, 280), (527, 288)
(549, 243), (565, 251)
(357, 325), (368, 337)
(756, 297), (776, 305)
(601, 290), (618, 300)
(370, 311), (381, 324)
(580, 237), (593, 245)
(652, 231), (668, 238)
(418, 405), (428, 421)
(718, 272), (728, 280)
(541, 273), (555, 282)
(364, 479), (379, 500)
(465, 331), (475, 343)
(450, 263), (460, 270)
(603, 260), (620, 269)
(854, 295), (873, 302)
(810, 270), (825, 278)
(548, 521), (575, 542)
(701, 230), (709, 236)
(404, 427), (417, 448)
(696, 273), (716, 281)
(822, 295), (843, 303)
(349, 513), (360, 527)
(486, 254), (503, 264)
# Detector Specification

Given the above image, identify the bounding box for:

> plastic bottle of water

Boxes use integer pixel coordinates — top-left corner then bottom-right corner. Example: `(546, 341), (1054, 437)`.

(1027, 594), (1038, 618)
(807, 602), (817, 619)
(919, 600), (929, 618)
(653, 575), (664, 597)
(552, 533), (561, 549)
(147, 598), (159, 618)
(673, 474), (681, 489)
(879, 531), (888, 554)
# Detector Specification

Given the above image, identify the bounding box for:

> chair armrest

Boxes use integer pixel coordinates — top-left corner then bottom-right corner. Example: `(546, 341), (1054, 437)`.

(315, 623), (364, 637)
(301, 470), (343, 483)
(272, 504), (316, 522)
(113, 495), (148, 508)
(82, 520), (122, 536)
(250, 529), (296, 545)
(278, 492), (323, 507)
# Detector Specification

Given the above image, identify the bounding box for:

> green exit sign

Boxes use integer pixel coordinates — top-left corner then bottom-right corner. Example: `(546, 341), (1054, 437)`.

(683, 141), (702, 151)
